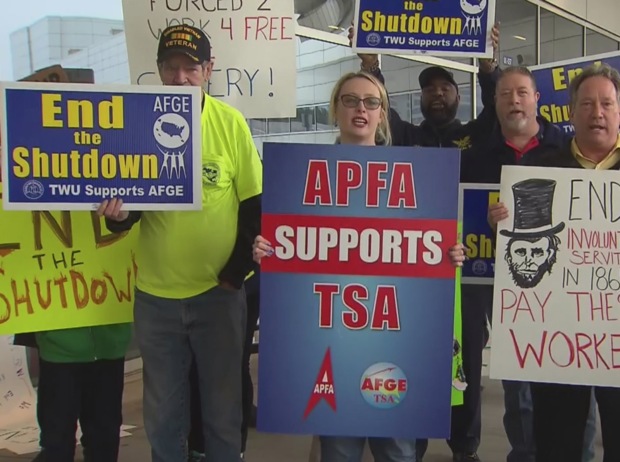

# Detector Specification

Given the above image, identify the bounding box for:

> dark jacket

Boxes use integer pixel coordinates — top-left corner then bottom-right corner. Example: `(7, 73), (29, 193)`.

(521, 140), (620, 170)
(461, 117), (569, 184)
(371, 67), (500, 149)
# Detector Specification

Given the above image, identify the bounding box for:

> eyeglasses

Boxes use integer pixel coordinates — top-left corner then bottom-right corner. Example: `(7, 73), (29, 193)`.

(340, 95), (382, 110)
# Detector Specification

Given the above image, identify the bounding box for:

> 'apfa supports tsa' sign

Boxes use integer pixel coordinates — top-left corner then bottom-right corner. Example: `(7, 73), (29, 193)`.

(0, 82), (202, 211)
(257, 143), (460, 439)
(491, 166), (620, 388)
(353, 0), (496, 58)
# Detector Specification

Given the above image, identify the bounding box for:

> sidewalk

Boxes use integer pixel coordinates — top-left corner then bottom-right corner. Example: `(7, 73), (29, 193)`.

(0, 357), (603, 462)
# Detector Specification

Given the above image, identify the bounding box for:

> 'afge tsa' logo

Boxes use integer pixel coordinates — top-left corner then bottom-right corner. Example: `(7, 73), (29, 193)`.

(360, 362), (407, 409)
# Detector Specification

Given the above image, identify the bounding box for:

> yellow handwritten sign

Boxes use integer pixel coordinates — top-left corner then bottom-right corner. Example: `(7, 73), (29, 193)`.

(0, 182), (138, 335)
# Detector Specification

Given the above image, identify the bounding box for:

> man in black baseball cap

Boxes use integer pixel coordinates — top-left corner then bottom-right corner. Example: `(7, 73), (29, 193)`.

(418, 66), (460, 127)
(99, 19), (264, 462)
(156, 25), (213, 87)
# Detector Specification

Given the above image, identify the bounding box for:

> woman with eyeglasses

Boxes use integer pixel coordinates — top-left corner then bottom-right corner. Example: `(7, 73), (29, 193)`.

(253, 71), (466, 462)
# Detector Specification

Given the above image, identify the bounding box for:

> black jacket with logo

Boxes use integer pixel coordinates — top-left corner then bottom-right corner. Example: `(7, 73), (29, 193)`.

(371, 67), (500, 149)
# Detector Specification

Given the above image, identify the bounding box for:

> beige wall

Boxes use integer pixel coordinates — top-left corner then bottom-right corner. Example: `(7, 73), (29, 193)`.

(544, 0), (620, 37)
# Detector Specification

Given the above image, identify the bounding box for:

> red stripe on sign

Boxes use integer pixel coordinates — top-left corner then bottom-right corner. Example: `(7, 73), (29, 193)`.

(261, 214), (457, 278)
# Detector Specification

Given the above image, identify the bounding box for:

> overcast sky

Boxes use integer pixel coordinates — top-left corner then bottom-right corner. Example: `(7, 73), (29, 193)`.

(0, 0), (124, 80)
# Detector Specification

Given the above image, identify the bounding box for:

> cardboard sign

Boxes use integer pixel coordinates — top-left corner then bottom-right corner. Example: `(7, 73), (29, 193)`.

(19, 65), (69, 83)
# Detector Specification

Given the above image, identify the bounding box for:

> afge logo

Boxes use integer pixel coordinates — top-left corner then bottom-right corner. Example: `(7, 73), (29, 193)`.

(153, 113), (190, 180)
(202, 163), (220, 185)
(360, 362), (408, 409)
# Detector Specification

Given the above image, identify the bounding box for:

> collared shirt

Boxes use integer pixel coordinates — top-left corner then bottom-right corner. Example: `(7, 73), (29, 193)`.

(571, 135), (620, 170)
(506, 136), (540, 163)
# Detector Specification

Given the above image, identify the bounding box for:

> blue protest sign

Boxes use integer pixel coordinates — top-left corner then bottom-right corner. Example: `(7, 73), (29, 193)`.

(531, 51), (620, 134)
(257, 142), (460, 439)
(0, 82), (202, 211)
(352, 0), (495, 58)
(459, 183), (499, 284)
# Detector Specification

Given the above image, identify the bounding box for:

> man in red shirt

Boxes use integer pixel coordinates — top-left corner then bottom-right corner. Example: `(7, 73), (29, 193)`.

(475, 66), (596, 462)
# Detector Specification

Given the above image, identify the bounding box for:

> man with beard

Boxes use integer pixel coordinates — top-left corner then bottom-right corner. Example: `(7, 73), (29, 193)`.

(349, 24), (500, 149)
(484, 67), (596, 462)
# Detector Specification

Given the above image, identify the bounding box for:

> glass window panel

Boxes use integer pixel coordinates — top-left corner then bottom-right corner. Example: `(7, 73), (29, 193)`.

(496, 0), (537, 67)
(389, 93), (412, 124)
(249, 119), (267, 136)
(316, 104), (333, 131)
(540, 11), (584, 64)
(586, 30), (619, 56)
(291, 106), (317, 132)
(267, 118), (290, 134)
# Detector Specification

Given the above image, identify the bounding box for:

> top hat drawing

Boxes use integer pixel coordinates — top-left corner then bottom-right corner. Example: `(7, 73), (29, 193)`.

(500, 178), (565, 239)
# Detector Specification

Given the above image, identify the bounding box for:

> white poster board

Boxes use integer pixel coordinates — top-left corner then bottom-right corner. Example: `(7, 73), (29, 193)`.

(0, 336), (135, 455)
(122, 0), (297, 119)
(490, 166), (620, 387)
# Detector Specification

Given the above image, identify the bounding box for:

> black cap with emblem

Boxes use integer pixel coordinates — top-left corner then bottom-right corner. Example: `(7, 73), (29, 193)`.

(157, 25), (211, 64)
(419, 66), (459, 93)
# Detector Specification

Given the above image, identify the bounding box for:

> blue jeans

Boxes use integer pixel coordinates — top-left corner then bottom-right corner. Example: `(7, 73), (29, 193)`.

(320, 436), (416, 462)
(134, 286), (247, 462)
(502, 381), (597, 462)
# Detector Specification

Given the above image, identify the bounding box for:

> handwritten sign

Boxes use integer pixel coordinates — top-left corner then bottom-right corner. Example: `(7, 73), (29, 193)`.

(530, 51), (620, 134)
(490, 166), (620, 387)
(0, 183), (138, 335)
(352, 0), (495, 58)
(0, 82), (202, 211)
(0, 336), (36, 432)
(18, 65), (69, 83)
(122, 0), (296, 118)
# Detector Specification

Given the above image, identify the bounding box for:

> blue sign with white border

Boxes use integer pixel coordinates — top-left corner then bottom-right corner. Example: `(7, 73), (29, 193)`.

(459, 183), (499, 284)
(0, 82), (202, 211)
(530, 51), (620, 134)
(257, 142), (460, 439)
(353, 0), (495, 58)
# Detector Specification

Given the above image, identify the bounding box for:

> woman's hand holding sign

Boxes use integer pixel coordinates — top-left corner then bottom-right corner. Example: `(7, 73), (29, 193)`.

(252, 235), (273, 264)
(96, 198), (129, 222)
(448, 243), (466, 267)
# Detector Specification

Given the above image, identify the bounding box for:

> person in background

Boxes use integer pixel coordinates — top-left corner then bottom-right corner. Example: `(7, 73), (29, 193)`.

(490, 63), (620, 462)
(98, 24), (262, 462)
(349, 23), (501, 462)
(349, 23), (501, 149)
(187, 270), (260, 462)
(478, 66), (598, 462)
(252, 70), (466, 462)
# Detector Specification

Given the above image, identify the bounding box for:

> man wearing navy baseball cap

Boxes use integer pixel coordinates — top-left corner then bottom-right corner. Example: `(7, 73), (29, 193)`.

(157, 25), (212, 65)
(98, 23), (263, 462)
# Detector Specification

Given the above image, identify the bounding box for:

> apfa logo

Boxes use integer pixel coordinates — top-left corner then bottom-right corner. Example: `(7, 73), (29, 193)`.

(303, 347), (336, 419)
(360, 362), (408, 409)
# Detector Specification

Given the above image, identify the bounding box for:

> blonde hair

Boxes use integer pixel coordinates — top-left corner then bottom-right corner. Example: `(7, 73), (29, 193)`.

(329, 71), (392, 146)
